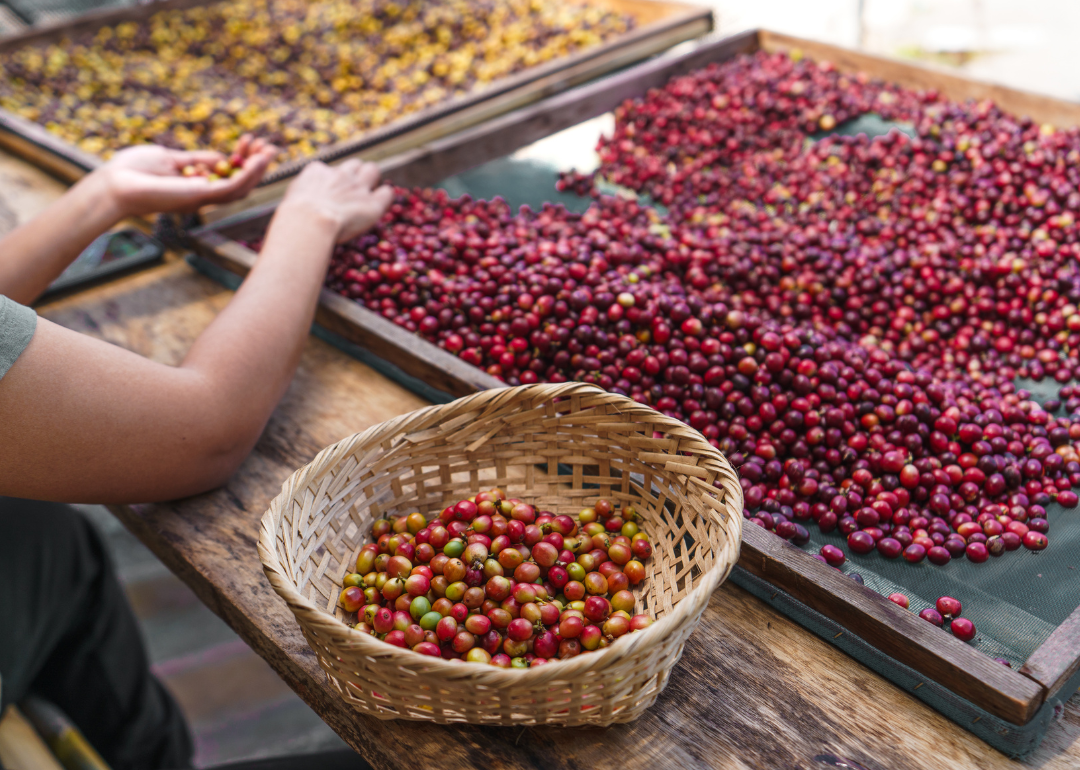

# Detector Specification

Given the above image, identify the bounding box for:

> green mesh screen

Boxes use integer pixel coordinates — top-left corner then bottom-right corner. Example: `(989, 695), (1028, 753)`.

(1, 0), (131, 24)
(796, 372), (1080, 667)
(800, 500), (1076, 666)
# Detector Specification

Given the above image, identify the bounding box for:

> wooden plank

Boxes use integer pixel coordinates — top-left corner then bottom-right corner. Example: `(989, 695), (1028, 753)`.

(0, 146), (66, 235)
(0, 110), (101, 180)
(0, 0), (711, 186)
(758, 31), (1080, 127)
(737, 524), (1044, 725)
(1021, 604), (1080, 702)
(29, 260), (1080, 770)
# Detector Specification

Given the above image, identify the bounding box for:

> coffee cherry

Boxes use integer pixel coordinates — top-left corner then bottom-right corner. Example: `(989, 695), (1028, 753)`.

(950, 618), (976, 642)
(903, 544), (926, 564)
(876, 538), (902, 559)
(346, 495), (656, 665)
(1024, 531), (1049, 550)
(936, 597), (962, 619)
(965, 542), (989, 563)
(926, 546), (951, 566)
(918, 608), (944, 627)
(339, 587), (364, 613)
(820, 545), (845, 567)
(847, 531), (875, 555)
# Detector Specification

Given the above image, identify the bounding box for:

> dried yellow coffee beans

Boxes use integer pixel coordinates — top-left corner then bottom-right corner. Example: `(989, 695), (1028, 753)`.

(0, 0), (631, 163)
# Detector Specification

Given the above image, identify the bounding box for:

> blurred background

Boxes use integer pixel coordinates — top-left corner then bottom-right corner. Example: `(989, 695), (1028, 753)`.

(2, 0), (1079, 100)
(2, 0), (1075, 767)
(712, 0), (1080, 101)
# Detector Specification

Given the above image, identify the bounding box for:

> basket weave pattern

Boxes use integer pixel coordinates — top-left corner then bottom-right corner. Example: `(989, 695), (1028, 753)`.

(259, 383), (743, 725)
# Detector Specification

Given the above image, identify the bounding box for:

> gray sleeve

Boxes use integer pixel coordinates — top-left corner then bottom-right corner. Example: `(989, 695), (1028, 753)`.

(0, 295), (37, 380)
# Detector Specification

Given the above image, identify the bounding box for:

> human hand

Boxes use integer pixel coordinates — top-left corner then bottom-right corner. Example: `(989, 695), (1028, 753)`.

(99, 135), (278, 217)
(278, 160), (394, 243)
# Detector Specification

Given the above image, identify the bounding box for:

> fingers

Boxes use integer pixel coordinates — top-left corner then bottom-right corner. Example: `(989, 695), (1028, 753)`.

(235, 134), (252, 159)
(335, 158), (366, 184)
(333, 158), (382, 191)
(355, 161), (382, 191)
(175, 150), (228, 168)
(248, 137), (275, 158)
(295, 159), (330, 183)
(371, 183), (395, 210)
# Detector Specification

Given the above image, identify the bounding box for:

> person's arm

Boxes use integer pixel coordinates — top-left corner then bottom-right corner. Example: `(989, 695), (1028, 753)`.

(0, 159), (393, 503)
(0, 136), (275, 304)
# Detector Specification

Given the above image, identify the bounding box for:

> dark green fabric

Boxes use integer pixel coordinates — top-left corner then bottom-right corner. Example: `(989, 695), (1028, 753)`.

(0, 499), (193, 770)
(0, 295), (35, 380)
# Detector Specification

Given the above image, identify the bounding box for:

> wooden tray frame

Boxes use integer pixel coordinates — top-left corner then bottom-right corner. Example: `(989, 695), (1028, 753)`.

(188, 29), (1080, 727)
(0, 0), (711, 190)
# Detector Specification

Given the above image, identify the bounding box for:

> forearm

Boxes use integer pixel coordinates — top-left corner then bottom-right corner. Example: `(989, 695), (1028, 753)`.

(179, 203), (338, 452)
(0, 206), (339, 503)
(0, 159), (382, 503)
(0, 172), (124, 304)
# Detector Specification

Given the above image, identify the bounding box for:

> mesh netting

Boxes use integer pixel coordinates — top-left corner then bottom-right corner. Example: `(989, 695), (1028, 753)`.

(791, 375), (1080, 666)
(800, 506), (1076, 665)
(3, 0), (129, 24)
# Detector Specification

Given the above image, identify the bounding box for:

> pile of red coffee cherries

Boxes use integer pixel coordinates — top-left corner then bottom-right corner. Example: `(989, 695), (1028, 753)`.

(888, 593), (977, 643)
(339, 491), (654, 666)
(249, 49), (1080, 572)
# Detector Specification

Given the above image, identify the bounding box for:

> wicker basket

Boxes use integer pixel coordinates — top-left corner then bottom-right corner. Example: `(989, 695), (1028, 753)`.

(258, 382), (743, 725)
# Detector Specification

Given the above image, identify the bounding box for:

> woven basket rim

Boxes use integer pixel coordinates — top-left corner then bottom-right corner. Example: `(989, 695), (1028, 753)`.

(258, 382), (742, 686)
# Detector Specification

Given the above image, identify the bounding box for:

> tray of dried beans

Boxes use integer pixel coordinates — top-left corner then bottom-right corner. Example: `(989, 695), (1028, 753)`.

(193, 30), (1080, 756)
(0, 0), (711, 186)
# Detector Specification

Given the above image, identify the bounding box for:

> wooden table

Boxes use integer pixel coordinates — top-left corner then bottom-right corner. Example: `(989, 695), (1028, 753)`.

(5, 152), (1080, 770)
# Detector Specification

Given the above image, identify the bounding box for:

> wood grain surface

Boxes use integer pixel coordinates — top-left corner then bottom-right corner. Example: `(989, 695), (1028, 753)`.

(1021, 605), (1080, 702)
(26, 257), (1080, 770)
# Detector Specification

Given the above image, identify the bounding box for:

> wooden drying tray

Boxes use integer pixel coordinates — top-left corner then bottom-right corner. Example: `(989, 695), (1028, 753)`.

(0, 0), (712, 188)
(188, 28), (1080, 727)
